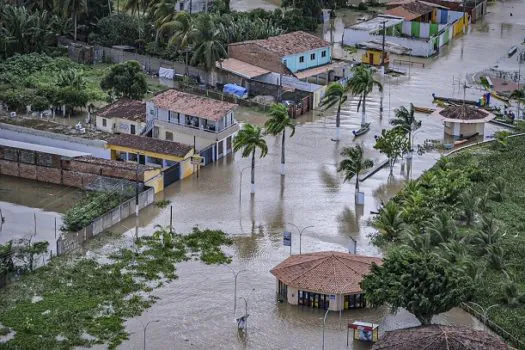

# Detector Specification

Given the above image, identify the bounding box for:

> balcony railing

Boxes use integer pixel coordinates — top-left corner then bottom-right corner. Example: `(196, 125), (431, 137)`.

(151, 118), (239, 140)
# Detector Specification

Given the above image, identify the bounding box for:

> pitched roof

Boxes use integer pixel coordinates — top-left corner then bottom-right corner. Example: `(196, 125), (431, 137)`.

(151, 90), (237, 121)
(231, 31), (330, 57)
(384, 1), (435, 20)
(270, 251), (382, 295)
(106, 134), (193, 158)
(437, 105), (495, 123)
(73, 156), (156, 172)
(97, 99), (146, 123)
(372, 325), (509, 350)
(216, 58), (270, 79)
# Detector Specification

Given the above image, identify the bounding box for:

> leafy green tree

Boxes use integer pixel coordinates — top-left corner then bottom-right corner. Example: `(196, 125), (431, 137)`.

(348, 65), (383, 126)
(54, 0), (88, 40)
(337, 145), (373, 193)
(160, 11), (195, 69)
(322, 82), (348, 141)
(372, 201), (404, 244)
(233, 123), (268, 194)
(56, 86), (89, 116)
(265, 103), (295, 176)
(100, 60), (148, 100)
(390, 103), (421, 155)
(374, 127), (409, 174)
(57, 69), (86, 90)
(361, 248), (473, 325)
(281, 0), (322, 30)
(88, 13), (145, 46)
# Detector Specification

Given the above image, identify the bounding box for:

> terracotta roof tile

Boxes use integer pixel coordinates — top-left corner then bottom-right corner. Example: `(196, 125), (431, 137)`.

(97, 99), (146, 123)
(107, 134), (193, 158)
(384, 1), (435, 20)
(231, 31), (330, 57)
(372, 325), (509, 350)
(73, 156), (156, 171)
(151, 90), (237, 121)
(216, 58), (270, 79)
(270, 251), (382, 295)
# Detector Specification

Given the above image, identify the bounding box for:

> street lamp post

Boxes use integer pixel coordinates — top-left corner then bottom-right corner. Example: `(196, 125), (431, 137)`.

(142, 319), (160, 350)
(227, 266), (247, 315)
(322, 308), (330, 350)
(238, 288), (255, 332)
(287, 223), (314, 255)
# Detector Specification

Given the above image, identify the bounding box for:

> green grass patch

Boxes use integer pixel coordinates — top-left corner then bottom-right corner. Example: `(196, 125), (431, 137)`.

(154, 199), (171, 209)
(0, 227), (232, 349)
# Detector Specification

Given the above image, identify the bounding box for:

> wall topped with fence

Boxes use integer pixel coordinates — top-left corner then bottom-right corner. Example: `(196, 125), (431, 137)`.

(57, 187), (155, 255)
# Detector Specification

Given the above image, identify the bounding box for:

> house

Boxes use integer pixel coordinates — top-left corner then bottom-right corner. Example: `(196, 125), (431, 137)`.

(106, 133), (195, 187)
(386, 0), (487, 23)
(95, 99), (146, 135)
(227, 31), (332, 75)
(343, 6), (469, 58)
(145, 89), (239, 165)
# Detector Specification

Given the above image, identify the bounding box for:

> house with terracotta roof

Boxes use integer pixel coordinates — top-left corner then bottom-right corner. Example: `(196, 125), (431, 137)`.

(95, 99), (146, 135)
(145, 89), (239, 165)
(343, 2), (469, 58)
(106, 133), (195, 187)
(270, 251), (382, 311)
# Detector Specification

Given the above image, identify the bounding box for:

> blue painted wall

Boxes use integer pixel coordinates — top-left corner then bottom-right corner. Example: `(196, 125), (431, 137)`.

(282, 47), (332, 73)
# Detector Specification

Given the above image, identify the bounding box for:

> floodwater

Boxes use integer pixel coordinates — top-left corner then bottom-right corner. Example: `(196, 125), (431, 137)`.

(0, 175), (82, 251)
(104, 2), (525, 349)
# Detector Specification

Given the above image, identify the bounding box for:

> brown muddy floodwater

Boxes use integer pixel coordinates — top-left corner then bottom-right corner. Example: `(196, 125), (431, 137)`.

(65, 1), (525, 348)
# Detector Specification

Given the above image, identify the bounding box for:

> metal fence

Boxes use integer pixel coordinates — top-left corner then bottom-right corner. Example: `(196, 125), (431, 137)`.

(57, 187), (155, 255)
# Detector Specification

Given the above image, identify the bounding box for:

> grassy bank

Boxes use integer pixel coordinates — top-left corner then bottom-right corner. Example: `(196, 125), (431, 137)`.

(0, 227), (232, 349)
(372, 135), (525, 346)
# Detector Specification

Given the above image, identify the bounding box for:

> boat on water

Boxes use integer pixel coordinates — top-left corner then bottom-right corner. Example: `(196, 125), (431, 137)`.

(508, 45), (518, 57)
(414, 106), (435, 114)
(353, 123), (370, 137)
(490, 91), (510, 104)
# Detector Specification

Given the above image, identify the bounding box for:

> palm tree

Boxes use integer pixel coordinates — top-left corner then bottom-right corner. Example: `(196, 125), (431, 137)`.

(348, 65), (383, 126)
(190, 14), (227, 84)
(54, 0), (87, 41)
(150, 0), (177, 41)
(390, 103), (421, 156)
(337, 145), (373, 199)
(372, 201), (404, 242)
(265, 103), (295, 176)
(160, 11), (195, 73)
(233, 123), (268, 194)
(321, 82), (348, 141)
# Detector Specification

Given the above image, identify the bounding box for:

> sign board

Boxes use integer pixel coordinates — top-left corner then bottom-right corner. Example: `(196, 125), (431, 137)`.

(191, 155), (204, 166)
(283, 231), (292, 247)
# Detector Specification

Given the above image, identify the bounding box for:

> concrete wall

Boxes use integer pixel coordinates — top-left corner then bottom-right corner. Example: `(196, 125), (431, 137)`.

(95, 116), (145, 135)
(282, 47), (332, 73)
(0, 123), (109, 159)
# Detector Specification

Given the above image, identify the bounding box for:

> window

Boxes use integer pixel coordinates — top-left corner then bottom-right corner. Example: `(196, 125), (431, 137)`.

(310, 53), (316, 60)
(179, 2), (184, 10)
(130, 125), (136, 135)
(299, 56), (304, 63)
(321, 50), (327, 58)
(165, 131), (173, 141)
(102, 118), (107, 127)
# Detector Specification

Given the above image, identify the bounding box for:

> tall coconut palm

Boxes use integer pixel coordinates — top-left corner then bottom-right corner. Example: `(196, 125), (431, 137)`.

(54, 0), (87, 40)
(337, 144), (373, 195)
(322, 81), (348, 141)
(151, 0), (177, 39)
(390, 103), (421, 156)
(348, 65), (383, 126)
(160, 11), (195, 73)
(233, 123), (268, 194)
(190, 14), (227, 85)
(265, 103), (295, 176)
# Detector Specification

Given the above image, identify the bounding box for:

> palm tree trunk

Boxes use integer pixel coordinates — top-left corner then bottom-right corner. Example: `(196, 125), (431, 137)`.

(335, 99), (341, 140)
(250, 150), (256, 194)
(74, 13), (77, 41)
(361, 93), (367, 126)
(281, 129), (286, 175)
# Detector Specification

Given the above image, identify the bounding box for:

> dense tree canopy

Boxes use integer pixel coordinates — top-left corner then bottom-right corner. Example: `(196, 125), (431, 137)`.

(100, 60), (148, 100)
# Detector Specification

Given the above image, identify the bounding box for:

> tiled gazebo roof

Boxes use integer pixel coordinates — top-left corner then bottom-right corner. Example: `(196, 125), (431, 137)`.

(270, 251), (382, 295)
(372, 325), (509, 350)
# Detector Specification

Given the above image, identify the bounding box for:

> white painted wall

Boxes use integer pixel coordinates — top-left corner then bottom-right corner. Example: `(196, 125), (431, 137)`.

(287, 286), (299, 305)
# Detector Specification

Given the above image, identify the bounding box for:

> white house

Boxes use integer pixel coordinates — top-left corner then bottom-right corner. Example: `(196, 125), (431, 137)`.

(145, 89), (239, 165)
(95, 99), (146, 135)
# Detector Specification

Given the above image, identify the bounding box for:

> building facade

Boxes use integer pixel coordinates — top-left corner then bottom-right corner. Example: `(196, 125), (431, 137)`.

(95, 99), (146, 136)
(145, 89), (239, 165)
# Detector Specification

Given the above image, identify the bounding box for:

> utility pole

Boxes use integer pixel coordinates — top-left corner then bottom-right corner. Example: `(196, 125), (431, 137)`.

(380, 21), (386, 119)
(135, 154), (140, 241)
(517, 50), (522, 119)
(322, 308), (329, 350)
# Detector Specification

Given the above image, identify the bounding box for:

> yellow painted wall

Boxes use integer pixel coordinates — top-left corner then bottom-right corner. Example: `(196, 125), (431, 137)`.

(107, 144), (192, 163)
(361, 50), (385, 66)
(181, 157), (194, 179)
(144, 169), (164, 194)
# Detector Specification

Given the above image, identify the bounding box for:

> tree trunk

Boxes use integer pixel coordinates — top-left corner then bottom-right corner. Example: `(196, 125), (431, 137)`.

(361, 93), (367, 126)
(415, 313), (433, 326)
(281, 129), (286, 175)
(335, 99), (341, 140)
(185, 50), (189, 76)
(250, 150), (255, 194)
(74, 13), (77, 41)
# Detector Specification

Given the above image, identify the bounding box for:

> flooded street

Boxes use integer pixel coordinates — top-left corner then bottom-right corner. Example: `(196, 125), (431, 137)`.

(105, 2), (525, 349)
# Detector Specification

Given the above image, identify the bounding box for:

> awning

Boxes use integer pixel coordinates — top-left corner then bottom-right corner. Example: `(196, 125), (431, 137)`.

(216, 58), (270, 79)
(294, 62), (347, 80)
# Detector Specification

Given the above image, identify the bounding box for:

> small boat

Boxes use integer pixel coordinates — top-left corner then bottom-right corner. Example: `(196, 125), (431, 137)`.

(432, 94), (478, 105)
(353, 123), (370, 137)
(508, 45), (518, 57)
(414, 106), (435, 114)
(491, 92), (510, 104)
